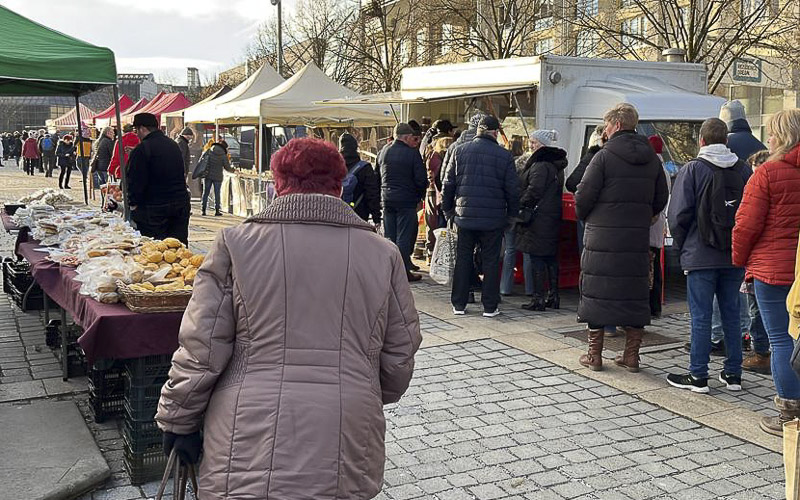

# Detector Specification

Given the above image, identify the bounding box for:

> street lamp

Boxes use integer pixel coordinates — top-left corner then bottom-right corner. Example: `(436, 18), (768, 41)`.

(270, 0), (283, 76)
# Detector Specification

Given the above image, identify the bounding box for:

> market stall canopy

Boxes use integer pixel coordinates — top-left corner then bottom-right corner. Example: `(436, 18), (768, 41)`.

(161, 85), (231, 121)
(45, 102), (97, 130)
(216, 62), (394, 126)
(0, 5), (117, 96)
(93, 94), (134, 121)
(182, 64), (284, 124)
(126, 91), (166, 116)
(95, 97), (148, 128)
(121, 92), (190, 124)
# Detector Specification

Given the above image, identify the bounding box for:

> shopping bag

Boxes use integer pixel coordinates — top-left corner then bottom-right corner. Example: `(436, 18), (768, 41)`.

(784, 418), (800, 500)
(191, 151), (210, 180)
(155, 448), (199, 500)
(430, 224), (456, 286)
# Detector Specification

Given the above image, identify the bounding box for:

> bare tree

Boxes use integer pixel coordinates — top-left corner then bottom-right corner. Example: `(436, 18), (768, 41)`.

(245, 15), (289, 73)
(562, 0), (797, 92)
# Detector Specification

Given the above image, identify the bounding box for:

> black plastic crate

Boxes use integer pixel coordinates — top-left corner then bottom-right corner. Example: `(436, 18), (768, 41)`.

(123, 437), (166, 485)
(88, 360), (126, 423)
(10, 282), (44, 311)
(123, 376), (166, 421)
(5, 260), (33, 291)
(124, 354), (173, 385)
(2, 257), (13, 293)
(47, 323), (83, 351)
(123, 407), (162, 453)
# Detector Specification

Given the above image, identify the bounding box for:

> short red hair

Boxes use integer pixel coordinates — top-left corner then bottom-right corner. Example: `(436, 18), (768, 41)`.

(272, 137), (346, 197)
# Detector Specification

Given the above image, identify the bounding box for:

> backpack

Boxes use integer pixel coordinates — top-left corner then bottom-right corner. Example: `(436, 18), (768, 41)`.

(696, 158), (747, 251)
(41, 136), (54, 151)
(341, 160), (369, 206)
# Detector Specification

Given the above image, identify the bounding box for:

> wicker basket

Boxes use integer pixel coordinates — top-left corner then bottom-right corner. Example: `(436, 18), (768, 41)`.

(116, 280), (192, 313)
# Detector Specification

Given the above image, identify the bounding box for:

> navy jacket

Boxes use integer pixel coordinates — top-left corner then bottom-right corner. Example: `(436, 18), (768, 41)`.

(668, 153), (752, 272)
(727, 119), (766, 162)
(377, 140), (427, 208)
(441, 134), (520, 231)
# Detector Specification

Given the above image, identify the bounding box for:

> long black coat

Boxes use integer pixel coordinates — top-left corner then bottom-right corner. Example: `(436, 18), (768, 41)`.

(516, 147), (567, 256)
(575, 130), (669, 327)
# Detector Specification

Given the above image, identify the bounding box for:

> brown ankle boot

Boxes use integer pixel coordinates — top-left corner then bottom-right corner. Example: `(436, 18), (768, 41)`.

(742, 352), (771, 375)
(760, 396), (800, 436)
(615, 327), (644, 373)
(579, 329), (604, 371)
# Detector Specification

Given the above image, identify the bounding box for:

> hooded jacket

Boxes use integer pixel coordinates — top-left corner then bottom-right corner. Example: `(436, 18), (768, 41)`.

(376, 140), (427, 208)
(204, 143), (235, 182)
(733, 143), (800, 285)
(516, 147), (568, 256)
(22, 137), (40, 159)
(727, 119), (767, 162)
(156, 194), (421, 499)
(441, 133), (520, 232)
(340, 134), (382, 224)
(575, 130), (669, 327)
(108, 132), (141, 178)
(668, 144), (752, 272)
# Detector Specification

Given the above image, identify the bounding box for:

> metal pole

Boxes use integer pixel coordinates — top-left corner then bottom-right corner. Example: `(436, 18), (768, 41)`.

(276, 0), (283, 77)
(75, 95), (88, 205)
(112, 85), (131, 221)
(258, 115), (264, 212)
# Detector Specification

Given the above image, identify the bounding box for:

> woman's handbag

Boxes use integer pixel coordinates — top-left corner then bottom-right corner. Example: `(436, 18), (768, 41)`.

(155, 448), (199, 500)
(518, 174), (559, 227)
(191, 151), (210, 180)
(784, 418), (800, 500)
(430, 222), (457, 286)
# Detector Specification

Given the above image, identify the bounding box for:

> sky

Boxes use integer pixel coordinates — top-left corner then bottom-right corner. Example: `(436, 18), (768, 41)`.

(1, 0), (294, 85)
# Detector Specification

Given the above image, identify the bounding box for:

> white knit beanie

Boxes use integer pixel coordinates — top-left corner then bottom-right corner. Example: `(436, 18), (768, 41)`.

(530, 129), (558, 147)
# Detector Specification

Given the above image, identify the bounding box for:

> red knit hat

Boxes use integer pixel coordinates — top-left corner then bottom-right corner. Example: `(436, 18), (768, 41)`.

(272, 137), (346, 197)
(648, 135), (664, 154)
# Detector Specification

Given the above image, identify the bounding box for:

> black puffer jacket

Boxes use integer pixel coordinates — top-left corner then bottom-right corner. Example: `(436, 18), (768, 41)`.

(377, 140), (427, 208)
(340, 134), (381, 224)
(205, 144), (234, 182)
(575, 130), (669, 327)
(516, 147), (567, 256)
(177, 136), (191, 176)
(727, 119), (766, 162)
(566, 145), (601, 193)
(93, 135), (114, 173)
(441, 134), (520, 231)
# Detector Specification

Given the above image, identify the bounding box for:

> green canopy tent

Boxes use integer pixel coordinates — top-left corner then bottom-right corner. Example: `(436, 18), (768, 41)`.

(0, 5), (128, 214)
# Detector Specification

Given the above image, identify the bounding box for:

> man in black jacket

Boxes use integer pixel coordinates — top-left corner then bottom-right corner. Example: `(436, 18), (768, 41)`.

(128, 113), (191, 244)
(442, 115), (520, 317)
(176, 127), (194, 179)
(377, 122), (428, 281)
(339, 133), (381, 225)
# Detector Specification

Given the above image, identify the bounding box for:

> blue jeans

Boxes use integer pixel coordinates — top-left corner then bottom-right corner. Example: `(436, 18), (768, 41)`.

(687, 268), (745, 378)
(93, 170), (108, 188)
(754, 280), (800, 398)
(747, 292), (769, 354)
(500, 229), (532, 295)
(202, 179), (222, 212)
(711, 292), (750, 343)
(384, 206), (418, 272)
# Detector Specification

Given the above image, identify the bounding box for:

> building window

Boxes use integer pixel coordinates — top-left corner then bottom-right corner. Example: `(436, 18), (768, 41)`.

(441, 24), (453, 55)
(416, 29), (427, 56)
(535, 38), (554, 54)
(577, 0), (599, 18)
(576, 31), (598, 57)
(400, 40), (411, 65)
(621, 16), (647, 48)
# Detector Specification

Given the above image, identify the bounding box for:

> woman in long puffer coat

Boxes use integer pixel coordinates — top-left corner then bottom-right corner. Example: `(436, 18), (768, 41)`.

(156, 138), (421, 499)
(516, 130), (567, 311)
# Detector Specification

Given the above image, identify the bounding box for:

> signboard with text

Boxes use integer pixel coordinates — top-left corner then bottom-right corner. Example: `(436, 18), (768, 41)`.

(732, 59), (762, 83)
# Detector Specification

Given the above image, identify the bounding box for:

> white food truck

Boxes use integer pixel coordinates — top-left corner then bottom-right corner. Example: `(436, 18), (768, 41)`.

(322, 55), (726, 175)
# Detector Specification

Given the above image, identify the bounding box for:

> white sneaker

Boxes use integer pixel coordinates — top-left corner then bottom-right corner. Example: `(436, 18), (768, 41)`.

(483, 309), (501, 318)
(453, 306), (465, 316)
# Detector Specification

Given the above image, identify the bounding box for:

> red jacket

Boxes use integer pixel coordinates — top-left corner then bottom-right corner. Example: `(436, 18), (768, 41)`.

(733, 144), (800, 285)
(108, 132), (140, 178)
(22, 137), (40, 159)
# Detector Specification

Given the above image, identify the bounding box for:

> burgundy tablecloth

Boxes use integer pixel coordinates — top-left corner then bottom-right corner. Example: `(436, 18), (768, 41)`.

(16, 241), (181, 364)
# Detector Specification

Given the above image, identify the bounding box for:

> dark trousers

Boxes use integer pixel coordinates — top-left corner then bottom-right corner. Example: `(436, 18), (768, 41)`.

(452, 227), (503, 312)
(384, 205), (418, 272)
(59, 164), (72, 188)
(202, 179), (222, 212)
(131, 198), (191, 245)
(650, 246), (663, 318)
(530, 255), (558, 299)
(42, 154), (56, 177)
(23, 158), (36, 175)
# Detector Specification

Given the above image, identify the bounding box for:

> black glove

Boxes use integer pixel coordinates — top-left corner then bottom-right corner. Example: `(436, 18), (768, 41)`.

(163, 431), (202, 465)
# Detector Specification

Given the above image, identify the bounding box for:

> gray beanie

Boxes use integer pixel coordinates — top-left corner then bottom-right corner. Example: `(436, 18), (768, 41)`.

(530, 129), (559, 147)
(469, 111), (487, 129)
(180, 127), (194, 137)
(719, 100), (747, 125)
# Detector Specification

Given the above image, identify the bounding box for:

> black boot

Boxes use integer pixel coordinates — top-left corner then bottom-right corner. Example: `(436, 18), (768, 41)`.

(545, 260), (560, 309)
(522, 266), (547, 311)
(522, 296), (546, 311)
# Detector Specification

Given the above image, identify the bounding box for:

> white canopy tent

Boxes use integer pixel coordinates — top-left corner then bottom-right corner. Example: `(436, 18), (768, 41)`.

(176, 64), (284, 124)
(214, 62), (395, 126)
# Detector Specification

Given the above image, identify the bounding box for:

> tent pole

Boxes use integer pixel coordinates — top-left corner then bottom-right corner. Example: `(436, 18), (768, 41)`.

(75, 95), (88, 205)
(257, 116), (264, 212)
(112, 85), (130, 221)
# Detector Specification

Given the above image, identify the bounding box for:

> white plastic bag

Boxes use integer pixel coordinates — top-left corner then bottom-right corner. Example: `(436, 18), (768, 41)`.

(430, 225), (456, 286)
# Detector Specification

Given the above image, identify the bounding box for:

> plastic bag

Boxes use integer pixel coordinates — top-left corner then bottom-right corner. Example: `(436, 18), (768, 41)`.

(430, 225), (456, 286)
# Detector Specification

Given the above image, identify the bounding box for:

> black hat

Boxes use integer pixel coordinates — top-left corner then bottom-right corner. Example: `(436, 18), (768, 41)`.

(132, 113), (158, 128)
(339, 133), (358, 153)
(478, 115), (500, 131)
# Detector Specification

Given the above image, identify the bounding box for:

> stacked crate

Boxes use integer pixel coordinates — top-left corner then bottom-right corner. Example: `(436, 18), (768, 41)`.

(2, 258), (44, 310)
(88, 359), (126, 423)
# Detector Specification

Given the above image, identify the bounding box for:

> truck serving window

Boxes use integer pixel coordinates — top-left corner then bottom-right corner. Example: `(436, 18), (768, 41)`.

(637, 121), (703, 175)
